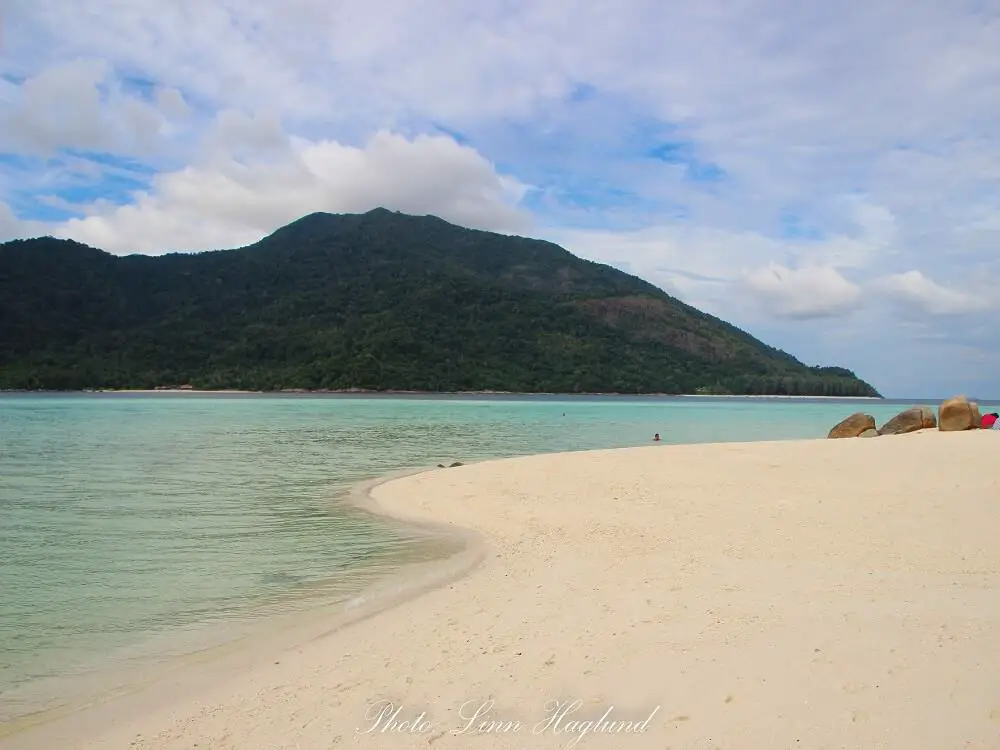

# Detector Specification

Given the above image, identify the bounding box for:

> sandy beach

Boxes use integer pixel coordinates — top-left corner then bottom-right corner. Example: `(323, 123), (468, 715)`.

(5, 429), (1000, 749)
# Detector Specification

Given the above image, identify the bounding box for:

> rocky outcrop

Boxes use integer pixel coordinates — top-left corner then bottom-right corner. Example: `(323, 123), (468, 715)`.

(939, 395), (982, 431)
(829, 397), (991, 439)
(878, 406), (936, 435)
(828, 412), (876, 439)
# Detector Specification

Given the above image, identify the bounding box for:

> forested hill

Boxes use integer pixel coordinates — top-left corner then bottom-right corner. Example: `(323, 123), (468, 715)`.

(0, 208), (881, 396)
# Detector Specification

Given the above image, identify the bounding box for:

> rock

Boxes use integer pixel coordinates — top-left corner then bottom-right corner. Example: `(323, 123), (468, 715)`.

(878, 406), (936, 435)
(437, 463), (446, 468)
(938, 395), (981, 431)
(858, 428), (879, 438)
(449, 461), (464, 467)
(827, 412), (876, 439)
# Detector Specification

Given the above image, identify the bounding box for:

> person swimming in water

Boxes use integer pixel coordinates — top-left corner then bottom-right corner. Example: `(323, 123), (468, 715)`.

(653, 433), (660, 441)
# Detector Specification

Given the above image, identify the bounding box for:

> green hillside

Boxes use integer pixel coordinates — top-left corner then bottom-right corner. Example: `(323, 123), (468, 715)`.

(0, 208), (880, 396)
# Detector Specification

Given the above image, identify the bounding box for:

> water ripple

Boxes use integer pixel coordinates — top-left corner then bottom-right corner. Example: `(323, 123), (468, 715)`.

(0, 392), (925, 718)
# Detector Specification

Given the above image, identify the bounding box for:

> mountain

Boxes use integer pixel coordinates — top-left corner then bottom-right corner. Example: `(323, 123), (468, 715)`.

(0, 208), (880, 396)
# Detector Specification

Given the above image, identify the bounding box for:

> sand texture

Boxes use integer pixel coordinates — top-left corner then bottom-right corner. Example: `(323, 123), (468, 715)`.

(5, 430), (1000, 749)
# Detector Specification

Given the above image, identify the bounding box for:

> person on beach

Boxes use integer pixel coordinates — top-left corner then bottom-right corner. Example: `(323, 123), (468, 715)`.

(982, 412), (999, 429)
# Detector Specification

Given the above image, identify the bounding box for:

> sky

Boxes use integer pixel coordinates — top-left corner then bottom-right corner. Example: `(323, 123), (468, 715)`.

(1, 0), (998, 399)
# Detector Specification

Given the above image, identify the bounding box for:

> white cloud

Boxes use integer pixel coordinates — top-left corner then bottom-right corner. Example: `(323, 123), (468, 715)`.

(49, 128), (531, 253)
(0, 201), (44, 240)
(874, 270), (994, 315)
(0, 202), (26, 238)
(0, 58), (184, 156)
(202, 109), (289, 159)
(742, 263), (862, 319)
(155, 87), (191, 120)
(544, 200), (890, 321)
(3, 59), (112, 153)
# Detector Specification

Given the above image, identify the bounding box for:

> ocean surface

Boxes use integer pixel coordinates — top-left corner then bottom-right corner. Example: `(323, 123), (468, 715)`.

(1, 392), (996, 725)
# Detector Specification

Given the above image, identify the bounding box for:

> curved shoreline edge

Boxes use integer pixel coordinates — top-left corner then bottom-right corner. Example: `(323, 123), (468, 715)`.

(0, 464), (491, 749)
(331, 464), (491, 633)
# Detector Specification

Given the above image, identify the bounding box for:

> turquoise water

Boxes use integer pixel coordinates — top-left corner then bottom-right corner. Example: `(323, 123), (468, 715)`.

(0, 393), (991, 722)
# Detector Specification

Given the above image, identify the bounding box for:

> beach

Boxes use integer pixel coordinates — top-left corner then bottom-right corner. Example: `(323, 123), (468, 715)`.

(5, 428), (1000, 749)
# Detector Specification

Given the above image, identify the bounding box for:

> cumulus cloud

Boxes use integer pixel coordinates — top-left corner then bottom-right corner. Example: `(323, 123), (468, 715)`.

(743, 264), (862, 319)
(201, 109), (290, 163)
(3, 59), (112, 153)
(0, 201), (45, 240)
(0, 58), (189, 156)
(0, 202), (27, 238)
(545, 202), (889, 323)
(49, 128), (531, 253)
(155, 87), (191, 120)
(874, 270), (994, 316)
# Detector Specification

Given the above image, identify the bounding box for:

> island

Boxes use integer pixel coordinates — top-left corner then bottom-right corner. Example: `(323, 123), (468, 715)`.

(0, 208), (880, 396)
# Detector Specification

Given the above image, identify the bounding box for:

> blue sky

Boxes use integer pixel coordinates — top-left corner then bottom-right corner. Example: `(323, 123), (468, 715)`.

(1, 0), (999, 398)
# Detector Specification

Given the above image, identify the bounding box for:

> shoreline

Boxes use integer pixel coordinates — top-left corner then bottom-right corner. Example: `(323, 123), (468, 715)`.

(3, 430), (999, 748)
(0, 387), (886, 399)
(2, 399), (913, 741)
(0, 465), (484, 749)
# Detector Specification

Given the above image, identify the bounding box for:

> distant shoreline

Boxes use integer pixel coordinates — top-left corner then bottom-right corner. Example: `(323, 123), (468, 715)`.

(0, 387), (885, 399)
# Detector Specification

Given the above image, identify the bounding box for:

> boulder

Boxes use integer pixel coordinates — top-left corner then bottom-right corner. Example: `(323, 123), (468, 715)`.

(828, 412), (876, 439)
(938, 395), (980, 431)
(878, 406), (936, 435)
(858, 428), (879, 438)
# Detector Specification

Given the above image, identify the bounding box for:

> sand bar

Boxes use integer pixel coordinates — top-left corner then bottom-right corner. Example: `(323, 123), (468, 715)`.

(4, 430), (1000, 749)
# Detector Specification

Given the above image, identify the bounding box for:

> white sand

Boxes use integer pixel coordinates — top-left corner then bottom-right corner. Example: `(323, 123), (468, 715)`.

(4, 430), (1000, 749)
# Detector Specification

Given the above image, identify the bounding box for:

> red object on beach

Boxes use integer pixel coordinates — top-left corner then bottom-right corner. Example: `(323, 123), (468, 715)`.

(982, 413), (998, 429)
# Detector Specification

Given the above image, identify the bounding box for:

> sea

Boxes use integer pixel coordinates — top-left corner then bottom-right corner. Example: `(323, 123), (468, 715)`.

(1, 392), (996, 728)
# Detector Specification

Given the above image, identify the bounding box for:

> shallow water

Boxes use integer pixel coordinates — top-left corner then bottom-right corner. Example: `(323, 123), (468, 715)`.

(0, 392), (988, 720)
